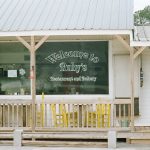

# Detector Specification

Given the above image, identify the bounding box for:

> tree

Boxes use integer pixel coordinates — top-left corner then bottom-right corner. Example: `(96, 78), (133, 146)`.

(134, 6), (150, 25)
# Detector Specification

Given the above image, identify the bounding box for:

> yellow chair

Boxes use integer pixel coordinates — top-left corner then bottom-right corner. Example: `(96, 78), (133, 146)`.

(87, 111), (96, 127)
(36, 93), (45, 127)
(36, 104), (44, 127)
(97, 104), (111, 127)
(51, 104), (68, 127)
(87, 104), (111, 128)
(68, 111), (78, 127)
(36, 111), (42, 127)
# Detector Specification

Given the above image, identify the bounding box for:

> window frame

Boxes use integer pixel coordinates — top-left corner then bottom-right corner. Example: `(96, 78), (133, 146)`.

(0, 40), (113, 100)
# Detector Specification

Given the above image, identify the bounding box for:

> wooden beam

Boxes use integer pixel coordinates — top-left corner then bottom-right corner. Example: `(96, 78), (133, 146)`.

(133, 47), (147, 59)
(35, 36), (49, 51)
(114, 99), (131, 104)
(130, 49), (135, 132)
(30, 36), (36, 132)
(115, 35), (131, 52)
(16, 36), (31, 51)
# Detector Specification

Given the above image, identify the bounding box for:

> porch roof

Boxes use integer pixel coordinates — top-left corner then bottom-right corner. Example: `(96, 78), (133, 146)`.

(0, 0), (133, 33)
(134, 26), (150, 42)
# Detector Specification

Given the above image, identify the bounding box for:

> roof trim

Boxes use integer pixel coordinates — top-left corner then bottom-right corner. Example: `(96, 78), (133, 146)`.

(0, 30), (132, 36)
(130, 41), (150, 47)
(0, 29), (149, 47)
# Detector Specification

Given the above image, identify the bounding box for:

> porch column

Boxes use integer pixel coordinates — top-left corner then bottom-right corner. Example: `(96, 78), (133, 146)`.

(16, 35), (49, 132)
(130, 48), (134, 131)
(30, 36), (36, 132)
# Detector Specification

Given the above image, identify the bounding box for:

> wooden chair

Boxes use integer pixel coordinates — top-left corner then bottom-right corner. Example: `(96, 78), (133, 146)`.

(51, 104), (68, 127)
(35, 103), (45, 127)
(87, 104), (111, 128)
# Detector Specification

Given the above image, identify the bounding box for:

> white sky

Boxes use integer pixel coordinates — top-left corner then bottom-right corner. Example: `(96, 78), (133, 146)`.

(134, 0), (150, 12)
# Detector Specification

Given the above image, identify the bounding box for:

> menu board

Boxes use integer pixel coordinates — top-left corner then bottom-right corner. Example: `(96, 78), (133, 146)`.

(8, 70), (17, 78)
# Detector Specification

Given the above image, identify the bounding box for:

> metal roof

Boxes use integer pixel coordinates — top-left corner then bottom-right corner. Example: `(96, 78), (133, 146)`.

(134, 26), (150, 41)
(0, 0), (133, 32)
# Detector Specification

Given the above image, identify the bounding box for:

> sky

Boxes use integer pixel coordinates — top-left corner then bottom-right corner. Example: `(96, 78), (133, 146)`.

(134, 0), (150, 12)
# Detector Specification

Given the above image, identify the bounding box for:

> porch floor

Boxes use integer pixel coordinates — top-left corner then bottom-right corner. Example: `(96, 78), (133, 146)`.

(135, 126), (150, 132)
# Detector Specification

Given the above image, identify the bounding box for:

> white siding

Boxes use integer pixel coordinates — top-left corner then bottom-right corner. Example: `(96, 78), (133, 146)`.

(114, 55), (139, 98)
(112, 40), (150, 126)
(135, 52), (150, 126)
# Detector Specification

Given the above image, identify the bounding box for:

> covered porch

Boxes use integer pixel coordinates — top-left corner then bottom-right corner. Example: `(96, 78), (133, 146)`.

(0, 0), (150, 147)
(0, 33), (149, 147)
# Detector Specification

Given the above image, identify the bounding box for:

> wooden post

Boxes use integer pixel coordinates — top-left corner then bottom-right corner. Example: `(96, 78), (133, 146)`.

(16, 36), (49, 131)
(130, 48), (134, 131)
(30, 36), (36, 132)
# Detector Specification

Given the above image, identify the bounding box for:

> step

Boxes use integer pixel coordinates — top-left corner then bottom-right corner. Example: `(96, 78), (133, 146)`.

(0, 133), (13, 139)
(0, 140), (13, 146)
(127, 139), (150, 144)
(22, 140), (107, 148)
(23, 132), (107, 139)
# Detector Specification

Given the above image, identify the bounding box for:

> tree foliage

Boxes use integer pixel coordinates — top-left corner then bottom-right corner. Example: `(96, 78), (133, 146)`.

(134, 6), (150, 25)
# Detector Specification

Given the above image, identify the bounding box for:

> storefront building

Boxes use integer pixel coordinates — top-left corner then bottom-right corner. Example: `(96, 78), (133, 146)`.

(0, 0), (150, 146)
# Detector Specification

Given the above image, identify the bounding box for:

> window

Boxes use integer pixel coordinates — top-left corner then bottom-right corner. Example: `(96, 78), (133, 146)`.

(36, 41), (109, 95)
(0, 43), (30, 95)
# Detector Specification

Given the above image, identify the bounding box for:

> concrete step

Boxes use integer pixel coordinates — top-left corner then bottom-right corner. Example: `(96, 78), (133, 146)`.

(23, 132), (107, 140)
(22, 140), (108, 148)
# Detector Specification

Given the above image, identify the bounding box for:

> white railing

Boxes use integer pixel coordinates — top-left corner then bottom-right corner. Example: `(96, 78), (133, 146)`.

(0, 99), (131, 130)
(114, 99), (131, 128)
(0, 100), (32, 129)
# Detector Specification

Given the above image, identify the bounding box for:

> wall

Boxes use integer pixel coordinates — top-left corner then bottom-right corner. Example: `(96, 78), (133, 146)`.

(112, 39), (140, 126)
(135, 49), (150, 126)
(112, 39), (139, 98)
(112, 39), (150, 126)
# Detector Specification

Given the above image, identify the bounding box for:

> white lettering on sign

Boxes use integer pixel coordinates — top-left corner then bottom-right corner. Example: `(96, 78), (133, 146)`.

(50, 76), (74, 82)
(45, 50), (100, 77)
(49, 76), (97, 82)
(45, 50), (99, 64)
(89, 54), (99, 63)
(59, 62), (87, 73)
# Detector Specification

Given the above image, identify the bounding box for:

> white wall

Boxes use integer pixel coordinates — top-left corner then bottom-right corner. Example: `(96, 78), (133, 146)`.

(114, 55), (139, 98)
(112, 39), (150, 126)
(135, 49), (150, 126)
(112, 39), (139, 98)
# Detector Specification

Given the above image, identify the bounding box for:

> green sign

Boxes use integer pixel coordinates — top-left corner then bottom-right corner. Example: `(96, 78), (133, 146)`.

(36, 41), (109, 95)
